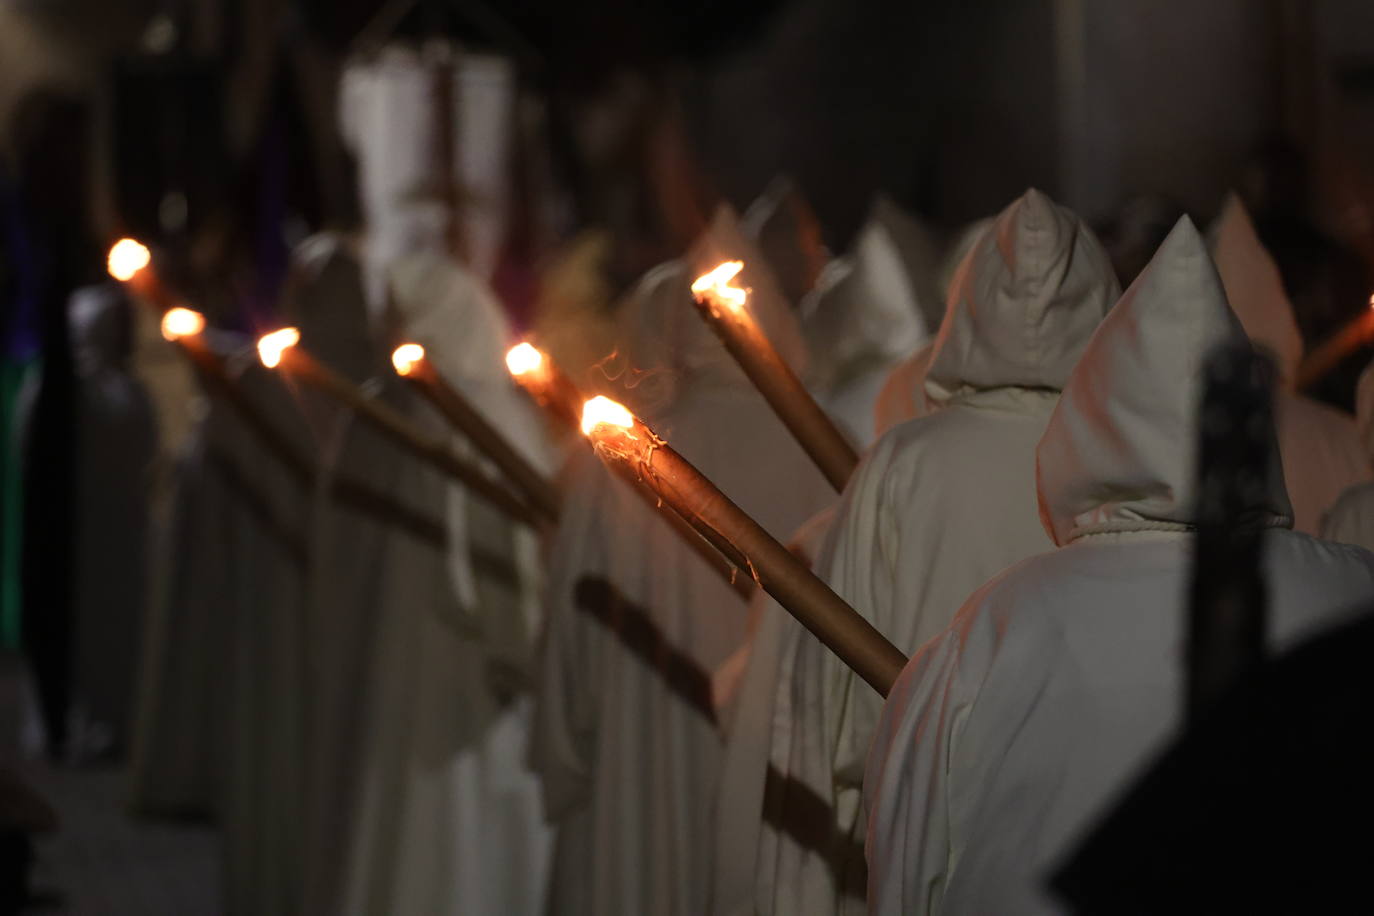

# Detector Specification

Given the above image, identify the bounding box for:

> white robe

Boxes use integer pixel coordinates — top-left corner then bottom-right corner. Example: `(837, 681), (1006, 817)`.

(1209, 193), (1371, 534)
(800, 197), (935, 448)
(758, 189), (1119, 914)
(532, 205), (832, 915)
(334, 249), (553, 916)
(864, 217), (1374, 915)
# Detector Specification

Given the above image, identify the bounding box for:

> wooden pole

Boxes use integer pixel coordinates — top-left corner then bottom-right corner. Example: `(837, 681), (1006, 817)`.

(394, 346), (561, 524)
(690, 262), (857, 491)
(582, 397), (906, 696)
(1294, 303), (1374, 392)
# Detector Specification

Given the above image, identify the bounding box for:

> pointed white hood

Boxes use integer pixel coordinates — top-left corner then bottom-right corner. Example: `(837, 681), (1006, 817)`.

(1207, 193), (1304, 384)
(617, 203), (807, 415)
(1037, 217), (1292, 545)
(924, 188), (1119, 405)
(798, 196), (933, 392)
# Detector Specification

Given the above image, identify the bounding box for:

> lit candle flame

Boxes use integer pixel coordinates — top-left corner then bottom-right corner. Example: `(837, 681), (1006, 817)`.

(691, 260), (748, 312)
(580, 395), (635, 436)
(160, 307), (205, 341)
(107, 238), (152, 282)
(257, 327), (301, 369)
(506, 342), (545, 377)
(392, 343), (425, 376)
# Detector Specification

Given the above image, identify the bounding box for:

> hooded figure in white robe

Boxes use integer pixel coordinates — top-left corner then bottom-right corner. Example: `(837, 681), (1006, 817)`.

(755, 189), (1119, 915)
(66, 285), (156, 755)
(331, 246), (553, 916)
(864, 217), (1374, 916)
(800, 198), (936, 448)
(531, 204), (832, 915)
(1209, 193), (1370, 534)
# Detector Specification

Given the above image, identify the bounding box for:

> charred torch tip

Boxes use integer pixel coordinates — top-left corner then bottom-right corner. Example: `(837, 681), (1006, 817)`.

(580, 395), (635, 436)
(107, 238), (152, 282)
(160, 307), (205, 341)
(392, 343), (425, 376)
(256, 327), (301, 369)
(506, 342), (545, 377)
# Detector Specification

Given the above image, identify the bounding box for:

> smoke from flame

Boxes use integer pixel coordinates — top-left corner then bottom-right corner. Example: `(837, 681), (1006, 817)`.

(257, 328), (301, 369)
(691, 261), (748, 311)
(107, 239), (151, 282)
(580, 395), (635, 436)
(392, 343), (425, 376)
(506, 342), (545, 377)
(161, 307), (205, 341)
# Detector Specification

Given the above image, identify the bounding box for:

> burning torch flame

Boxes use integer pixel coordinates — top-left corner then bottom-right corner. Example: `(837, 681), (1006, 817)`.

(257, 328), (301, 369)
(392, 343), (425, 376)
(506, 342), (545, 377)
(161, 307), (205, 341)
(580, 395), (635, 436)
(691, 261), (748, 312)
(107, 238), (152, 282)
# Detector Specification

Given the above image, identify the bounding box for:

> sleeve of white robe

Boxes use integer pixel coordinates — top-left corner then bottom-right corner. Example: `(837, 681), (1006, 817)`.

(812, 433), (905, 786)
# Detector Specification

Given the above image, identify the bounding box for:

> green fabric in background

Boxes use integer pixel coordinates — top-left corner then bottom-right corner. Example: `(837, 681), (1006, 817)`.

(0, 359), (32, 649)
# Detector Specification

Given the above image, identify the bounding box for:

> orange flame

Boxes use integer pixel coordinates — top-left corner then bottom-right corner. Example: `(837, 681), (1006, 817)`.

(160, 307), (205, 341)
(257, 327), (300, 369)
(580, 395), (635, 436)
(392, 343), (425, 376)
(691, 261), (748, 312)
(107, 238), (152, 282)
(506, 342), (545, 377)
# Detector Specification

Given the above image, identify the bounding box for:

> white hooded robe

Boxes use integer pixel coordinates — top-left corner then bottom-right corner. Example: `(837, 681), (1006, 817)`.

(800, 198), (934, 448)
(863, 217), (1374, 916)
(531, 205), (832, 915)
(756, 189), (1119, 915)
(332, 248), (553, 916)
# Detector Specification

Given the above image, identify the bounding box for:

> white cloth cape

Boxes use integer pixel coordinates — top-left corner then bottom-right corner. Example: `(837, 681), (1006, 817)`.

(531, 208), (831, 915)
(864, 217), (1374, 915)
(758, 188), (1119, 914)
(1208, 193), (1370, 534)
(1323, 361), (1374, 549)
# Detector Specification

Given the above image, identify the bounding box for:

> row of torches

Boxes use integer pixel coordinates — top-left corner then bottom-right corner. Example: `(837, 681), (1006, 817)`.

(101, 236), (1374, 697)
(108, 238), (903, 695)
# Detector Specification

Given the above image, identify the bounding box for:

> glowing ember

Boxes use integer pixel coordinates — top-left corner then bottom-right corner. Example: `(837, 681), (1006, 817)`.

(1368, 293), (1374, 311)
(691, 260), (748, 311)
(580, 395), (635, 436)
(257, 327), (301, 368)
(506, 342), (545, 377)
(392, 343), (425, 376)
(107, 238), (152, 282)
(160, 307), (205, 341)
